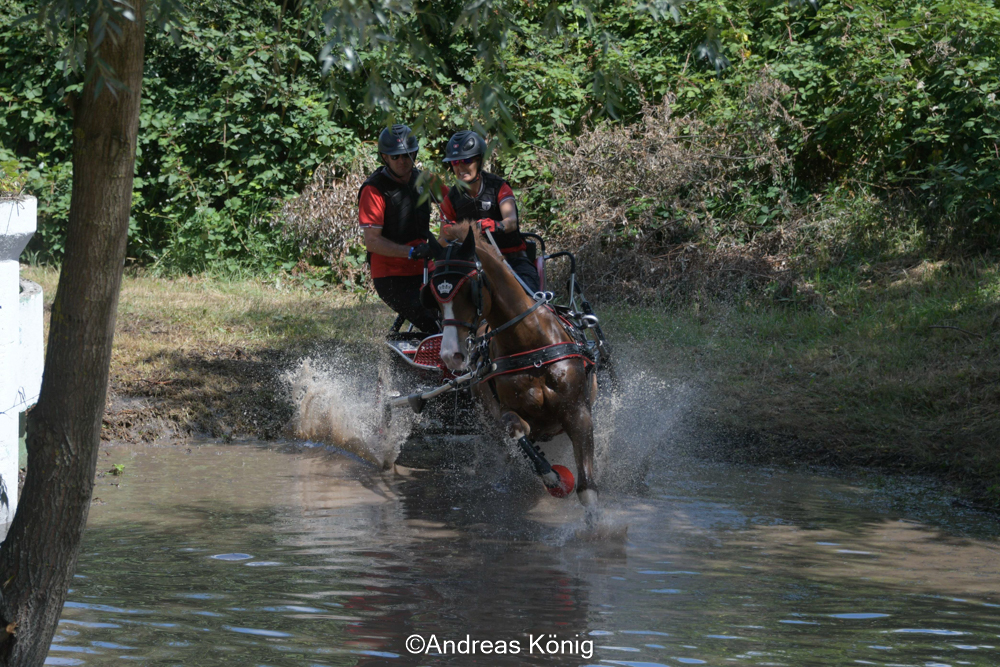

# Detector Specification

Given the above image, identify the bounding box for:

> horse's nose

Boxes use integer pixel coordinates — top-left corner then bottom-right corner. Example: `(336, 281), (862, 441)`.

(444, 351), (467, 371)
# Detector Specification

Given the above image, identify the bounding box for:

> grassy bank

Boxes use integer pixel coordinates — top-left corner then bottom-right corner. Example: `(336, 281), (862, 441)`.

(22, 266), (388, 442)
(21, 256), (1000, 504)
(604, 257), (1000, 504)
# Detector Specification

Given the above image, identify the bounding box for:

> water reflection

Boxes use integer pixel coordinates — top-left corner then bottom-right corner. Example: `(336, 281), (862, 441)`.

(52, 443), (1000, 666)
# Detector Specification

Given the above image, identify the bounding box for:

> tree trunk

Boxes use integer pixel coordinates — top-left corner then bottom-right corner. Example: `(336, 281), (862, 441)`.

(0, 5), (146, 664)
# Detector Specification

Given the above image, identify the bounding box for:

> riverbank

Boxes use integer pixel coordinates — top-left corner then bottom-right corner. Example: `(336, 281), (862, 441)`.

(603, 256), (1000, 506)
(22, 266), (389, 443)
(21, 258), (1000, 505)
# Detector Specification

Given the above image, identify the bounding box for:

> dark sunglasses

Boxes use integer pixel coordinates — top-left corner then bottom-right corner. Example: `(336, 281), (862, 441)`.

(389, 153), (415, 161)
(449, 157), (477, 165)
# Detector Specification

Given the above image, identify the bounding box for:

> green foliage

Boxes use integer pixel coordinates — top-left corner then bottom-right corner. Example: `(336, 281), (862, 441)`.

(0, 158), (27, 195)
(754, 0), (1000, 243)
(499, 0), (1000, 251)
(1, 0), (359, 270)
(1, 0), (998, 275)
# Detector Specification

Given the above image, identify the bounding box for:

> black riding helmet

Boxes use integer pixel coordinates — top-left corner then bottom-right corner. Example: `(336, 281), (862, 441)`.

(442, 130), (486, 163)
(378, 124), (419, 157)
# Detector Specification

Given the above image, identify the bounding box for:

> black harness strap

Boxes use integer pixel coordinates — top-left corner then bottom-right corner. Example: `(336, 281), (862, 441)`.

(479, 296), (547, 343)
(482, 342), (593, 382)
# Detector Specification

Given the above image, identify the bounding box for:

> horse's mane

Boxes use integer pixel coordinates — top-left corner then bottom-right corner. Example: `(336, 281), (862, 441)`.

(439, 222), (504, 266)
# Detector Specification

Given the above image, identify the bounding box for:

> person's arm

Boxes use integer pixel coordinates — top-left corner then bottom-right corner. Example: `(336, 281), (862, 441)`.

(498, 198), (518, 234)
(359, 185), (416, 258)
(363, 227), (414, 258)
(497, 183), (518, 233)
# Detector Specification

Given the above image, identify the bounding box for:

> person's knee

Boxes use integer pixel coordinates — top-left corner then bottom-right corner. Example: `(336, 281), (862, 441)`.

(517, 266), (541, 293)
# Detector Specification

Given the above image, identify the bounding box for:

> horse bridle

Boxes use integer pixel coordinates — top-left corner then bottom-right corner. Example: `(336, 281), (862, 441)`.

(423, 242), (550, 344)
(423, 244), (486, 332)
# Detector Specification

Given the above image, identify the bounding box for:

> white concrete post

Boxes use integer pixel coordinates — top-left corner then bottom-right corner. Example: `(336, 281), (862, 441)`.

(1, 195), (40, 527)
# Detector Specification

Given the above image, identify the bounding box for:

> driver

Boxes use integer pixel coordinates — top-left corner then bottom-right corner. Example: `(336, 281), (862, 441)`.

(358, 124), (440, 333)
(440, 130), (541, 294)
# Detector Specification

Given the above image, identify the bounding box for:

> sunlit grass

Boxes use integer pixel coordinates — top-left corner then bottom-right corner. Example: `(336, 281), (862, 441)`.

(21, 265), (396, 441)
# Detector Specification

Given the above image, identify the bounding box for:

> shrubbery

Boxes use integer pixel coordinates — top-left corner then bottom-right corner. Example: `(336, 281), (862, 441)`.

(278, 154), (379, 290)
(2, 0), (997, 281)
(1, 0), (367, 269)
(0, 159), (27, 197)
(530, 80), (801, 301)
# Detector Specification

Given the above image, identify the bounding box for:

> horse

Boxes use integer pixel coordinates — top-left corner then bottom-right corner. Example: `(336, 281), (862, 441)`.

(420, 225), (601, 514)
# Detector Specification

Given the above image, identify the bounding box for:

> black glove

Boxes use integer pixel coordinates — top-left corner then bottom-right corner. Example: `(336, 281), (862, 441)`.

(409, 243), (432, 260)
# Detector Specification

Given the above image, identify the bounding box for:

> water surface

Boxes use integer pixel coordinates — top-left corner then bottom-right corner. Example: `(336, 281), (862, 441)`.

(53, 442), (1000, 666)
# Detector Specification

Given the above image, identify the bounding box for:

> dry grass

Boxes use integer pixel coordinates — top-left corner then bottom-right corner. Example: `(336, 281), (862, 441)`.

(22, 265), (393, 442)
(538, 78), (806, 303)
(279, 153), (380, 287)
(607, 257), (1000, 504)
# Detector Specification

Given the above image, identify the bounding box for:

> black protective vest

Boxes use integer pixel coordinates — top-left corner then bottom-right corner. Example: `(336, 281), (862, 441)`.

(359, 167), (431, 245)
(446, 172), (522, 250)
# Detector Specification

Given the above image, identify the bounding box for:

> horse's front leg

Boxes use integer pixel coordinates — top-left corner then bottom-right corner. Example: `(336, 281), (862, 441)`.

(495, 410), (574, 496)
(562, 404), (598, 511)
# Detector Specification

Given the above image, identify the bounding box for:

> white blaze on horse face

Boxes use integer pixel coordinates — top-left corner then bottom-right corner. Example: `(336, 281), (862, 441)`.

(440, 302), (468, 371)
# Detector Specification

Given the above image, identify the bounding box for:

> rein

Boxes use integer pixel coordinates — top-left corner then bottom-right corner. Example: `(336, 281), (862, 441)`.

(478, 296), (547, 343)
(426, 239), (592, 384)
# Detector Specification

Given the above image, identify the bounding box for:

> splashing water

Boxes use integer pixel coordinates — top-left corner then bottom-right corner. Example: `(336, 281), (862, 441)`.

(283, 344), (695, 516)
(592, 357), (697, 495)
(283, 355), (412, 469)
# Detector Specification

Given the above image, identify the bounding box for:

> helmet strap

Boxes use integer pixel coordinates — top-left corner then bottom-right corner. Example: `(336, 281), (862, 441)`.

(467, 159), (483, 192)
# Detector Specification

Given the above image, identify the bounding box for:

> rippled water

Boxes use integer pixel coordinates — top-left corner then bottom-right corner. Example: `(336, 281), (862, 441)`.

(51, 441), (1000, 666)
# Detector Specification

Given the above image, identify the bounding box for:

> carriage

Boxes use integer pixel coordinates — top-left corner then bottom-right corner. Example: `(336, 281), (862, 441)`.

(380, 229), (614, 507)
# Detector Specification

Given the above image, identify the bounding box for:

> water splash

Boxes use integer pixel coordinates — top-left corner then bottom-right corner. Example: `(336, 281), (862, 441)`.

(283, 356), (412, 468)
(283, 346), (694, 510)
(592, 357), (696, 494)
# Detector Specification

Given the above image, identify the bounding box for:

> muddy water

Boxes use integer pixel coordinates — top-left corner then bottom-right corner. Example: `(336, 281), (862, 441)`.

(51, 442), (1000, 666)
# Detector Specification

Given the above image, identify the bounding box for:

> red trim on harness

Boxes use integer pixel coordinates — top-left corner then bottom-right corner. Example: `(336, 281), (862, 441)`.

(550, 308), (580, 333)
(482, 342), (594, 382)
(425, 269), (478, 304)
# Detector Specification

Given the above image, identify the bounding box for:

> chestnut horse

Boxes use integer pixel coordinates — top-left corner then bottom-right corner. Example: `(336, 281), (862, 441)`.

(421, 226), (600, 511)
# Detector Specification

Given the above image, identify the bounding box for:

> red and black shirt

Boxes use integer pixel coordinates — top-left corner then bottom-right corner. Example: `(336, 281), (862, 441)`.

(441, 172), (525, 254)
(358, 167), (431, 278)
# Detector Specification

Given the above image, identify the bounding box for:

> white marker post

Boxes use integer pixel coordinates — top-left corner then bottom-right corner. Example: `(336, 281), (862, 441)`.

(0, 195), (43, 530)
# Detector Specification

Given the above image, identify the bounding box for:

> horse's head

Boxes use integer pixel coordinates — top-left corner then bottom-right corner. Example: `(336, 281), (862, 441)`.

(420, 228), (485, 371)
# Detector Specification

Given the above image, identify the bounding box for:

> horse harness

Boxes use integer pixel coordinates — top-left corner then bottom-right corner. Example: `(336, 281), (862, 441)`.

(413, 242), (600, 495)
(419, 244), (596, 386)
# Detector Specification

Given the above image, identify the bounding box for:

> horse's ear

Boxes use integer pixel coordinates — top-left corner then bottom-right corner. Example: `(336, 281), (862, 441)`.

(425, 230), (445, 259)
(459, 227), (476, 257)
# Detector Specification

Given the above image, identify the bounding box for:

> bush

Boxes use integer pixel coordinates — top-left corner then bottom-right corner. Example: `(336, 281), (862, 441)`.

(0, 159), (26, 197)
(279, 154), (380, 290)
(1, 0), (373, 267)
(4, 0), (998, 276)
(539, 79), (803, 302)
